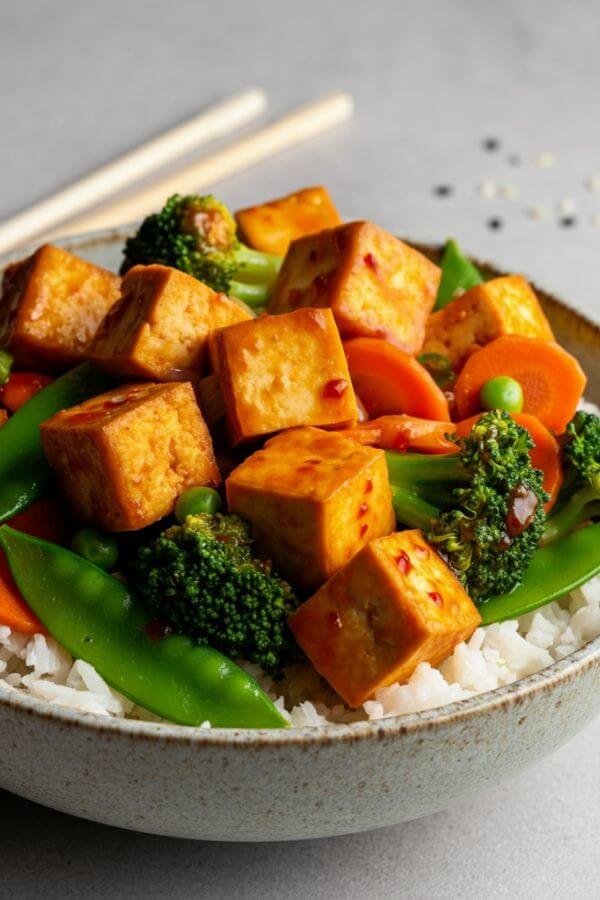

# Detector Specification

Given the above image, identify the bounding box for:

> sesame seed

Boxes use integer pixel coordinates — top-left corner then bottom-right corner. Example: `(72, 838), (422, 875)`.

(557, 197), (576, 215)
(433, 184), (453, 197)
(527, 205), (550, 221)
(477, 180), (497, 199)
(534, 151), (557, 168)
(586, 174), (600, 193)
(487, 217), (503, 231)
(482, 137), (500, 152)
(559, 215), (577, 228)
(500, 184), (519, 199)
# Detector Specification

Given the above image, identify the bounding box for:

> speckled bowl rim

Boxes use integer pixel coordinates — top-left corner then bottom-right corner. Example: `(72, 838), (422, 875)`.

(0, 226), (598, 747)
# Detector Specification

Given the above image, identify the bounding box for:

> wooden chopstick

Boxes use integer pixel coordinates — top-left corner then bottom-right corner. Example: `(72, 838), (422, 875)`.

(0, 88), (267, 256)
(44, 92), (354, 241)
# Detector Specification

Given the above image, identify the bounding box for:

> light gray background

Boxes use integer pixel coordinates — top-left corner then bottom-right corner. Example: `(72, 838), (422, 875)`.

(1, 1), (599, 896)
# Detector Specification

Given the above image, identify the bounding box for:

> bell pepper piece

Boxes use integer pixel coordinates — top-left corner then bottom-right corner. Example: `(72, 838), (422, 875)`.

(0, 526), (288, 729)
(435, 239), (484, 310)
(478, 522), (600, 625)
(0, 363), (115, 524)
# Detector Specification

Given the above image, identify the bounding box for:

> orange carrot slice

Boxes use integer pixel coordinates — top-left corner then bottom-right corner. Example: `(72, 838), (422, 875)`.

(454, 336), (586, 433)
(0, 372), (53, 412)
(457, 412), (563, 511)
(344, 338), (451, 421)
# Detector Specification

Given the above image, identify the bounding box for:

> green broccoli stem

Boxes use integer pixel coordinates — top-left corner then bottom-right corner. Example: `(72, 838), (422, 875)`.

(541, 486), (600, 546)
(233, 245), (281, 284)
(229, 280), (271, 307)
(390, 485), (440, 530)
(385, 451), (467, 485)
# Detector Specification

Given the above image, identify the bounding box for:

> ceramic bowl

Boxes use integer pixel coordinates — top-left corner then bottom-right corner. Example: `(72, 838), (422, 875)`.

(0, 230), (598, 841)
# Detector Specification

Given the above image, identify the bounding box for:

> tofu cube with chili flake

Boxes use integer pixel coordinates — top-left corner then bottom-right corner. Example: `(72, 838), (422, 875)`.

(269, 222), (440, 353)
(211, 307), (358, 445)
(90, 264), (252, 380)
(235, 186), (342, 257)
(289, 529), (481, 708)
(423, 275), (555, 369)
(41, 381), (220, 532)
(226, 426), (395, 590)
(0, 244), (121, 371)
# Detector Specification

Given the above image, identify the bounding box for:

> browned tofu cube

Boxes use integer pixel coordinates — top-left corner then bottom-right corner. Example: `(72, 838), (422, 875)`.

(0, 244), (121, 371)
(212, 308), (358, 445)
(423, 275), (555, 369)
(269, 222), (440, 353)
(290, 530), (481, 707)
(235, 186), (342, 256)
(90, 264), (252, 380)
(41, 381), (220, 532)
(226, 426), (395, 590)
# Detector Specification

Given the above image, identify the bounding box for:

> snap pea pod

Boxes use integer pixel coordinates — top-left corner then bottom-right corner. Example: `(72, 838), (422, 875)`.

(0, 526), (288, 729)
(435, 239), (484, 310)
(0, 363), (115, 524)
(478, 522), (600, 625)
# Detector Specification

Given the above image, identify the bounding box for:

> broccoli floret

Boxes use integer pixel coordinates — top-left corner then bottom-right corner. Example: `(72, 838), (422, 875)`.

(542, 411), (600, 545)
(386, 411), (548, 601)
(131, 513), (301, 676)
(121, 194), (281, 307)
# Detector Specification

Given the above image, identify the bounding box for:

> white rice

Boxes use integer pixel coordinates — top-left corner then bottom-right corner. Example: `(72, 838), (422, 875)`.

(1, 575), (598, 728)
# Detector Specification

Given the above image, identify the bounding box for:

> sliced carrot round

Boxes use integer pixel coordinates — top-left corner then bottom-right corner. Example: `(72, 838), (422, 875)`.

(344, 338), (450, 421)
(456, 412), (563, 511)
(454, 336), (586, 433)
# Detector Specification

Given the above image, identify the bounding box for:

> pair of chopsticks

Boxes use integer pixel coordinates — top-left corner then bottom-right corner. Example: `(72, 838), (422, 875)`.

(0, 89), (354, 256)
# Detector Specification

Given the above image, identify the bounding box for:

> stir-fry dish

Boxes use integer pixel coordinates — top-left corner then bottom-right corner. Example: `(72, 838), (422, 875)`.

(0, 187), (598, 729)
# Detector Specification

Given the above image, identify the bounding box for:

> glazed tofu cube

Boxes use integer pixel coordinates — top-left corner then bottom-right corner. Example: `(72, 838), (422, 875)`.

(290, 530), (481, 707)
(0, 244), (121, 371)
(212, 308), (358, 445)
(41, 381), (220, 532)
(269, 222), (440, 353)
(226, 426), (395, 590)
(423, 275), (555, 369)
(90, 264), (251, 380)
(235, 186), (342, 257)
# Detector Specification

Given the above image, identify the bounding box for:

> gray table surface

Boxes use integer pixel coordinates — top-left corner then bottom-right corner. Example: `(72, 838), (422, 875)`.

(1, 1), (599, 896)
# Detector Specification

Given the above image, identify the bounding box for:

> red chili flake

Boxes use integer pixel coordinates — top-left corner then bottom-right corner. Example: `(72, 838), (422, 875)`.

(306, 458), (322, 465)
(428, 591), (443, 607)
(323, 378), (348, 399)
(288, 289), (303, 308)
(328, 611), (343, 631)
(309, 249), (319, 263)
(365, 479), (373, 494)
(359, 524), (369, 539)
(313, 273), (330, 294)
(396, 550), (411, 574)
(392, 431), (409, 452)
(144, 619), (173, 642)
(364, 253), (379, 274)
(358, 503), (369, 518)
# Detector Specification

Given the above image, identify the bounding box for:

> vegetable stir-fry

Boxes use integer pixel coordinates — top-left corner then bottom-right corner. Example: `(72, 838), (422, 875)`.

(0, 186), (597, 727)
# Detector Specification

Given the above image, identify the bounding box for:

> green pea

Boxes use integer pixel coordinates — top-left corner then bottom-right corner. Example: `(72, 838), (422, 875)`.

(0, 350), (13, 386)
(71, 527), (119, 571)
(175, 486), (222, 522)
(479, 375), (524, 413)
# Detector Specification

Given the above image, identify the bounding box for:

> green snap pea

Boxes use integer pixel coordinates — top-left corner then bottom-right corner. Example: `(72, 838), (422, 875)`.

(479, 376), (524, 413)
(0, 363), (115, 524)
(0, 349), (13, 385)
(175, 486), (222, 522)
(0, 526), (288, 729)
(71, 527), (119, 571)
(478, 522), (600, 625)
(435, 239), (484, 310)
(417, 352), (455, 389)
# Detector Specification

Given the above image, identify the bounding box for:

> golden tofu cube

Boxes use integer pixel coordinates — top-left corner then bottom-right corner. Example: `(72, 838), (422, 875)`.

(41, 382), (220, 532)
(0, 244), (121, 371)
(269, 222), (440, 353)
(290, 530), (482, 707)
(235, 186), (342, 256)
(423, 275), (555, 369)
(90, 264), (252, 380)
(226, 426), (395, 590)
(212, 308), (358, 445)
